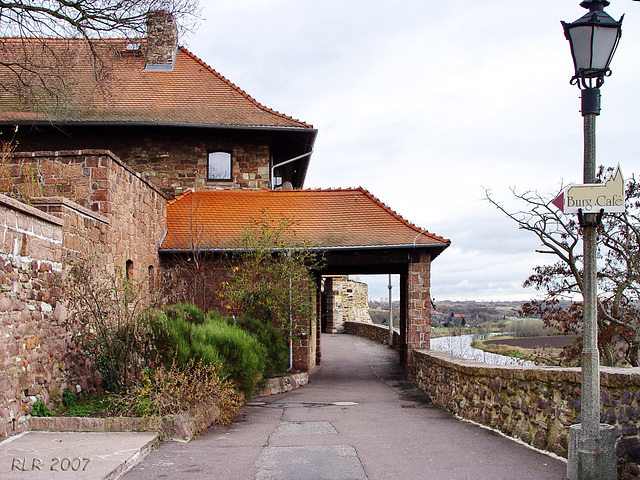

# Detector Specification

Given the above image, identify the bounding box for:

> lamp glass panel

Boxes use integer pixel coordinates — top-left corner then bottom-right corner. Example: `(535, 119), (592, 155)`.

(591, 26), (619, 70)
(569, 25), (594, 71)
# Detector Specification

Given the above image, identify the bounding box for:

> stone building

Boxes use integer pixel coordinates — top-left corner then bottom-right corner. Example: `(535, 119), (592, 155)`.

(0, 12), (316, 198)
(0, 11), (450, 438)
(322, 276), (372, 333)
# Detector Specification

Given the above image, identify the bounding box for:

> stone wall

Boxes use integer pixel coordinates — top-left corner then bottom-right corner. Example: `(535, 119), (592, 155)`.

(323, 277), (371, 333)
(412, 349), (640, 471)
(5, 150), (166, 279)
(9, 126), (272, 197)
(0, 194), (98, 439)
(343, 321), (400, 350)
(32, 197), (110, 263)
(0, 150), (168, 439)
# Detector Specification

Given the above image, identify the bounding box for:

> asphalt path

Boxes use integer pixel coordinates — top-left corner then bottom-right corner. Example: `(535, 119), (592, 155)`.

(123, 334), (567, 480)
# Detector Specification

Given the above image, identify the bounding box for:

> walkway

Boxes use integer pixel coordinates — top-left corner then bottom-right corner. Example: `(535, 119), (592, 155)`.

(124, 334), (566, 480)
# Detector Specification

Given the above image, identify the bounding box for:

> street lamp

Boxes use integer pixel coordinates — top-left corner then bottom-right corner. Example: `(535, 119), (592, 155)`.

(562, 0), (623, 88)
(562, 1), (623, 479)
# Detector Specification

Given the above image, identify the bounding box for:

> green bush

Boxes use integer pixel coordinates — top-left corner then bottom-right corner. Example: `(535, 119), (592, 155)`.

(164, 303), (205, 325)
(201, 313), (268, 396)
(231, 314), (288, 378)
(62, 387), (77, 408)
(162, 304), (268, 397)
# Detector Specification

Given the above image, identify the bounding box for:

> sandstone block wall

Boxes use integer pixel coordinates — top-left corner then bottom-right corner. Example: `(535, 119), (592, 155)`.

(6, 150), (166, 280)
(412, 349), (640, 470)
(323, 277), (371, 333)
(405, 251), (431, 354)
(0, 195), (98, 439)
(340, 279), (371, 324)
(9, 126), (272, 197)
(343, 320), (400, 349)
(291, 285), (318, 373)
(0, 150), (168, 439)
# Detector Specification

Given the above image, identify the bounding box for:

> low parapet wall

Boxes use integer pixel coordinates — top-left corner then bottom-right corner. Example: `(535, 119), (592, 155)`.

(412, 349), (640, 471)
(343, 321), (400, 350)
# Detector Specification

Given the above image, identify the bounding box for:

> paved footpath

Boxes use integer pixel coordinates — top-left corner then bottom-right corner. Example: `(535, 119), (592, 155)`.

(124, 334), (567, 480)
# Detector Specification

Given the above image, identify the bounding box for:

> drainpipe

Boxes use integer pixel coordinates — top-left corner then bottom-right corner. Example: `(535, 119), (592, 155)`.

(287, 255), (294, 372)
(388, 274), (393, 346)
(270, 150), (314, 189)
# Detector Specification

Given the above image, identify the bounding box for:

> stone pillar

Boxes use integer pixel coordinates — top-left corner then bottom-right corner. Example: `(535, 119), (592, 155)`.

(292, 279), (319, 373)
(399, 270), (408, 365)
(292, 321), (309, 372)
(405, 250), (431, 364)
(323, 277), (337, 333)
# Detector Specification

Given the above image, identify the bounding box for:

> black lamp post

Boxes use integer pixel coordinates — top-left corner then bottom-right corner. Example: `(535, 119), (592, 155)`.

(562, 2), (623, 479)
(562, 0), (623, 116)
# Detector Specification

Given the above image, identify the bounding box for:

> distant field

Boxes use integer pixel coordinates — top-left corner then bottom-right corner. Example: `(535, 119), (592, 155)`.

(484, 335), (574, 349)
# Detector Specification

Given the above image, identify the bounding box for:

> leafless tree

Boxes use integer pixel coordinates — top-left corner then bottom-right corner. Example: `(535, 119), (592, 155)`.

(0, 0), (198, 38)
(486, 167), (640, 367)
(0, 0), (199, 100)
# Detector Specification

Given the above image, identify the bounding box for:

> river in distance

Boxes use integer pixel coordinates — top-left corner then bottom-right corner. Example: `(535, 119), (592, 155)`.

(430, 334), (535, 366)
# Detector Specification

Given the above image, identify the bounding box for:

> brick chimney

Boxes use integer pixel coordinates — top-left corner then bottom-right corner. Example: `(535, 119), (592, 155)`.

(145, 10), (178, 70)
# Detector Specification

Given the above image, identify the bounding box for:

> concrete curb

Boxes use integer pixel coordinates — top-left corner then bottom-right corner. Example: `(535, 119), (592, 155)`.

(28, 403), (221, 442)
(104, 432), (160, 480)
(254, 372), (309, 397)
(26, 373), (309, 443)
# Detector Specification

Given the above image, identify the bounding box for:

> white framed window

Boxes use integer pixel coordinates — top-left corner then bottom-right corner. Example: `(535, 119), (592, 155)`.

(207, 151), (232, 181)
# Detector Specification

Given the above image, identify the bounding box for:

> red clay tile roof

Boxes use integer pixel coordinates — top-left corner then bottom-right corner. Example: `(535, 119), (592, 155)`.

(161, 188), (450, 253)
(0, 38), (312, 129)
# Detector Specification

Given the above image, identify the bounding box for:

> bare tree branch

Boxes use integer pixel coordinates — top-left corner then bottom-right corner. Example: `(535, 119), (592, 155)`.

(486, 168), (640, 366)
(0, 0), (200, 102)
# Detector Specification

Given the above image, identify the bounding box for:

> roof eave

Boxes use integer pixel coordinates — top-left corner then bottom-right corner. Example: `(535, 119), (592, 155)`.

(0, 119), (317, 133)
(159, 242), (450, 256)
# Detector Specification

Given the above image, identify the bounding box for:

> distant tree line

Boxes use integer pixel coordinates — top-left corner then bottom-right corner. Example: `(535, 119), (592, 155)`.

(368, 300), (525, 328)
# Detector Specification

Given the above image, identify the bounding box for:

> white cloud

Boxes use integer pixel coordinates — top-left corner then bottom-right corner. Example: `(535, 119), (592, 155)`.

(188, 0), (640, 300)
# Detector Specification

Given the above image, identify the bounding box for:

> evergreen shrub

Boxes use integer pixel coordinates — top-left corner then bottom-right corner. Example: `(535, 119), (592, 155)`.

(162, 304), (268, 397)
(231, 315), (288, 378)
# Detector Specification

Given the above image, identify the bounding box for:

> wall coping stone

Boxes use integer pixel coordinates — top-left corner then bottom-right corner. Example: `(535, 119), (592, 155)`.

(31, 196), (110, 225)
(28, 408), (217, 443)
(13, 149), (170, 200)
(414, 349), (640, 389)
(254, 372), (309, 397)
(0, 193), (63, 226)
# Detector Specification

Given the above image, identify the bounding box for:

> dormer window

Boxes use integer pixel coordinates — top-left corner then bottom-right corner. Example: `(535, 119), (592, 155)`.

(207, 151), (232, 181)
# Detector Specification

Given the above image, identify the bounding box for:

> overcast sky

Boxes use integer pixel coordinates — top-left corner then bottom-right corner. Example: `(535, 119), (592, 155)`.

(186, 1), (640, 301)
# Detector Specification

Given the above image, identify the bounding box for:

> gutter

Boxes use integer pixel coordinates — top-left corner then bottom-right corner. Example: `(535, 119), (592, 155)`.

(159, 243), (449, 254)
(0, 120), (318, 134)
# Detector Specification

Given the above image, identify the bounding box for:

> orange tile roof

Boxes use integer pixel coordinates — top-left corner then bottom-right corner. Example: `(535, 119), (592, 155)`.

(0, 38), (312, 129)
(161, 188), (450, 253)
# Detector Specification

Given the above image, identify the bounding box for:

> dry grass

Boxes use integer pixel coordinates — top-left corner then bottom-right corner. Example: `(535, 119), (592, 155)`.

(115, 360), (243, 426)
